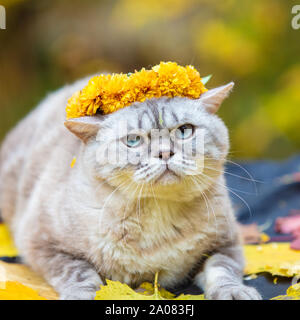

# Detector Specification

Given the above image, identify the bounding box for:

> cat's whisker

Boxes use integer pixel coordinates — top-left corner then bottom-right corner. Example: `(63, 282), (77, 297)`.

(134, 161), (160, 176)
(194, 173), (253, 218)
(202, 190), (219, 241)
(200, 180), (234, 242)
(95, 171), (130, 189)
(173, 166), (198, 177)
(182, 155), (196, 166)
(136, 182), (145, 233)
(150, 182), (161, 216)
(135, 165), (151, 176)
(134, 163), (162, 183)
(97, 180), (129, 232)
(192, 175), (231, 240)
(121, 180), (137, 243)
(190, 176), (218, 241)
(190, 177), (210, 224)
(180, 156), (196, 165)
(203, 166), (259, 196)
(205, 156), (263, 186)
(134, 164), (153, 180)
(145, 167), (162, 182)
(204, 164), (262, 185)
(196, 175), (234, 241)
(226, 159), (261, 184)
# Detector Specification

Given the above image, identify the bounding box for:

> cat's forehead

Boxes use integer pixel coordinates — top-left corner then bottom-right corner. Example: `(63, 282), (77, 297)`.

(104, 97), (204, 132)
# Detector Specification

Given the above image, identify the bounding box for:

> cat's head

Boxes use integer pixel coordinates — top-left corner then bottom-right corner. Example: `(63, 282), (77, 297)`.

(65, 83), (234, 200)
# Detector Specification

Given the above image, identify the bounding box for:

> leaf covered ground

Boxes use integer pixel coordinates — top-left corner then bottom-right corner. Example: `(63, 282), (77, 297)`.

(0, 224), (299, 300)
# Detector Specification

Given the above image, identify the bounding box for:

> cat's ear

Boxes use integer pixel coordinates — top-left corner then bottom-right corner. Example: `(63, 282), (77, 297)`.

(199, 82), (234, 114)
(64, 117), (100, 143)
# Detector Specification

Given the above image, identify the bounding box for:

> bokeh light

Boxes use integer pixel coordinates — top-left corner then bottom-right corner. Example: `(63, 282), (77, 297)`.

(0, 0), (299, 159)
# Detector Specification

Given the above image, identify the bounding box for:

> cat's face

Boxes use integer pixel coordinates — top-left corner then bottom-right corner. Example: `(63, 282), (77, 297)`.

(66, 83), (233, 200)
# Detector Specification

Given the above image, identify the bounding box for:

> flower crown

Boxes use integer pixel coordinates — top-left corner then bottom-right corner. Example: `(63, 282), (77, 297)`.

(66, 62), (208, 119)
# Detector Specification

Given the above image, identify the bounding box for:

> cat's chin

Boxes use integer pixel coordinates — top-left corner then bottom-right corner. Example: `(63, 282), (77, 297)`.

(153, 169), (181, 186)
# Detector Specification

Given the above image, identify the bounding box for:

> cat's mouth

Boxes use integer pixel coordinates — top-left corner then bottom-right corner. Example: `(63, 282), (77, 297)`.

(153, 167), (181, 185)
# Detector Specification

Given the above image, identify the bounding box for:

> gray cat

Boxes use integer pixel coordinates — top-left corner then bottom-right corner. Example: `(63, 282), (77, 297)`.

(0, 76), (261, 300)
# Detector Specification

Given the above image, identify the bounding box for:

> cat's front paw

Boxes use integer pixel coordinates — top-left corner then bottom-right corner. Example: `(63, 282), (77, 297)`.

(206, 284), (262, 300)
(59, 286), (97, 300)
(57, 266), (102, 300)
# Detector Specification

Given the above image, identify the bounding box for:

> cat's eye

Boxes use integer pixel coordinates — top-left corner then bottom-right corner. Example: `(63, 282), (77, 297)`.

(124, 134), (143, 148)
(175, 124), (194, 140)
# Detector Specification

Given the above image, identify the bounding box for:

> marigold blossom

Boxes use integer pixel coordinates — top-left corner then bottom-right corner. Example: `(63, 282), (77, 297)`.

(66, 62), (208, 119)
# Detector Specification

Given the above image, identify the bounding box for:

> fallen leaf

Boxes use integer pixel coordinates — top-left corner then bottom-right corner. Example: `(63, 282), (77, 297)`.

(244, 274), (258, 281)
(70, 157), (77, 168)
(260, 233), (270, 243)
(95, 279), (147, 300)
(139, 280), (205, 300)
(271, 283), (300, 300)
(174, 292), (205, 300)
(0, 281), (46, 300)
(0, 224), (18, 257)
(95, 272), (205, 300)
(0, 261), (58, 300)
(2, 223), (300, 299)
(244, 243), (300, 277)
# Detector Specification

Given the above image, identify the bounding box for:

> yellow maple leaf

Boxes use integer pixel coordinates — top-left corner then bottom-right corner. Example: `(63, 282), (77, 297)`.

(0, 281), (46, 300)
(0, 261), (58, 300)
(271, 283), (300, 300)
(244, 243), (300, 277)
(95, 272), (204, 300)
(0, 224), (18, 257)
(2, 222), (300, 299)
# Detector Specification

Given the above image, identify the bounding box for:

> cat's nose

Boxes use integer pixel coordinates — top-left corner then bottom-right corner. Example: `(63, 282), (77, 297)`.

(158, 151), (174, 160)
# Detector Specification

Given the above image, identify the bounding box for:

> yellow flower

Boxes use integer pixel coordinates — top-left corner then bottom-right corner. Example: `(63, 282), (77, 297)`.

(66, 62), (207, 119)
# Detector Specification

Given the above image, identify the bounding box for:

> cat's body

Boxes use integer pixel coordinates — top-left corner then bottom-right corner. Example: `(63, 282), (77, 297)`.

(0, 76), (261, 299)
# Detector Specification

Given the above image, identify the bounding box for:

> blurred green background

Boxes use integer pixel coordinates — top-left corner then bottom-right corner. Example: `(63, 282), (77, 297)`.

(0, 0), (299, 159)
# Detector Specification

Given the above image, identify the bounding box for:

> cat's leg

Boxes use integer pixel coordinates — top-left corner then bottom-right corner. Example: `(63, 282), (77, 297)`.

(28, 248), (102, 300)
(195, 245), (261, 300)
